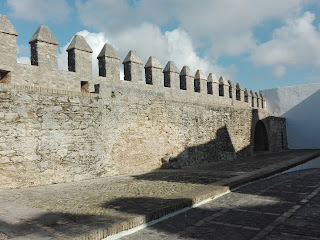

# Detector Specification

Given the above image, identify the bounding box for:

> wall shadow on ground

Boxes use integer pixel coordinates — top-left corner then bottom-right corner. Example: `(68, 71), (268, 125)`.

(132, 125), (243, 184)
(0, 211), (125, 239)
(170, 126), (237, 167)
(2, 168), (315, 240)
(103, 169), (320, 239)
(133, 109), (282, 185)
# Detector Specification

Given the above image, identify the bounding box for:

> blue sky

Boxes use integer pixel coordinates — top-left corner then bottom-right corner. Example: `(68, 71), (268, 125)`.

(1, 0), (320, 91)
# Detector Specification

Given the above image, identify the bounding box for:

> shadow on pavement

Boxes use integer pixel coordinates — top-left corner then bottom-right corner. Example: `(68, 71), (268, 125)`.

(117, 169), (320, 240)
(1, 169), (319, 239)
(0, 211), (126, 239)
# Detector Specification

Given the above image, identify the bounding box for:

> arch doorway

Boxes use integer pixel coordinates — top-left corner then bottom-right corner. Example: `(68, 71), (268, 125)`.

(254, 120), (269, 151)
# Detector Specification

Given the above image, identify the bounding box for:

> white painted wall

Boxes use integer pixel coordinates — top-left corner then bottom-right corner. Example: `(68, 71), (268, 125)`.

(261, 83), (320, 149)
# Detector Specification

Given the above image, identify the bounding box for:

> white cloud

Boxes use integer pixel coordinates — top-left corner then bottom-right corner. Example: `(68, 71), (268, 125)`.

(17, 57), (30, 65)
(7, 0), (71, 22)
(74, 0), (320, 85)
(272, 66), (286, 78)
(17, 45), (31, 65)
(17, 44), (29, 56)
(249, 12), (320, 76)
(58, 26), (232, 80)
(164, 29), (230, 77)
(75, 0), (310, 57)
(171, 0), (306, 56)
(75, 0), (137, 34)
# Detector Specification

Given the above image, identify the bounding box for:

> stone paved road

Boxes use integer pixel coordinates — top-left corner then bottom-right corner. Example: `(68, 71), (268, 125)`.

(0, 150), (319, 239)
(119, 169), (320, 240)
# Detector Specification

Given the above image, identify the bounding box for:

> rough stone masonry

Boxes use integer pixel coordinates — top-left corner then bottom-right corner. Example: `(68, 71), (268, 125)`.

(0, 14), (287, 190)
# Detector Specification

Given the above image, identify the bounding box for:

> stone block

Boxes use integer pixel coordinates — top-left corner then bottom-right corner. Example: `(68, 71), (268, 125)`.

(219, 76), (229, 97)
(250, 90), (256, 108)
(0, 14), (18, 71)
(67, 35), (93, 75)
(145, 56), (163, 87)
(228, 80), (236, 99)
(123, 50), (143, 83)
(236, 83), (244, 101)
(97, 43), (120, 81)
(29, 25), (59, 69)
(195, 69), (207, 94)
(163, 61), (179, 89)
(180, 66), (194, 92)
(207, 73), (218, 95)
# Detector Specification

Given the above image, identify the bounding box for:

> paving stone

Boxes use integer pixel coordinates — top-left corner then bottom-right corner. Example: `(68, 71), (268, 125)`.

(119, 168), (320, 240)
(213, 210), (278, 229)
(262, 231), (320, 240)
(0, 151), (319, 239)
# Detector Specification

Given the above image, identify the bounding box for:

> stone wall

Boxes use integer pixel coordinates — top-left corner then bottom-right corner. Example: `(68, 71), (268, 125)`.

(0, 82), (286, 190)
(0, 14), (287, 190)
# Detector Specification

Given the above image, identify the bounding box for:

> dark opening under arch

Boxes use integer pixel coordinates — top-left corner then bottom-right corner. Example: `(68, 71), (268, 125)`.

(254, 120), (269, 151)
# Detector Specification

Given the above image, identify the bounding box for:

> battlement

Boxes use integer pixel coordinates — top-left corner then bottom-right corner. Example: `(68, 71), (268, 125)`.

(0, 14), (266, 110)
(0, 14), (287, 190)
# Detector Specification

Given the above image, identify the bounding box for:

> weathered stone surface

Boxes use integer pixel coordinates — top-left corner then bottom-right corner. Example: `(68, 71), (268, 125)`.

(244, 88), (252, 106)
(228, 80), (236, 99)
(259, 92), (266, 109)
(163, 61), (180, 89)
(250, 90), (256, 108)
(207, 73), (218, 83)
(163, 61), (179, 73)
(0, 83), (287, 190)
(145, 56), (163, 87)
(123, 50), (143, 64)
(208, 73), (219, 96)
(0, 14), (18, 36)
(29, 25), (58, 45)
(97, 43), (120, 60)
(180, 66), (194, 92)
(29, 26), (59, 69)
(254, 91), (261, 108)
(98, 43), (120, 80)
(67, 35), (92, 75)
(194, 69), (207, 94)
(194, 69), (206, 80)
(219, 76), (229, 85)
(145, 56), (162, 69)
(236, 82), (244, 90)
(0, 14), (287, 192)
(219, 76), (229, 97)
(180, 65), (193, 77)
(228, 80), (235, 88)
(123, 50), (143, 83)
(67, 35), (92, 53)
(0, 14), (17, 72)
(0, 33), (17, 72)
(236, 83), (244, 102)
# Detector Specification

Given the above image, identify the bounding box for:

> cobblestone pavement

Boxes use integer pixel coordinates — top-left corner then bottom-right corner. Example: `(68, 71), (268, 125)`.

(119, 169), (320, 240)
(0, 150), (319, 239)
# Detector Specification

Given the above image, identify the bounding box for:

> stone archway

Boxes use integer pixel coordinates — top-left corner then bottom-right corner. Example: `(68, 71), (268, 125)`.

(254, 120), (269, 151)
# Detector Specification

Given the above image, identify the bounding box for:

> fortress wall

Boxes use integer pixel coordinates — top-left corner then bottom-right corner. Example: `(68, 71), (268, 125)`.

(9, 64), (85, 91)
(0, 15), (287, 190)
(0, 83), (281, 190)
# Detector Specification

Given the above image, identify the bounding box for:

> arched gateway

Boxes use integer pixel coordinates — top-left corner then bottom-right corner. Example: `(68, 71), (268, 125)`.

(254, 120), (269, 151)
